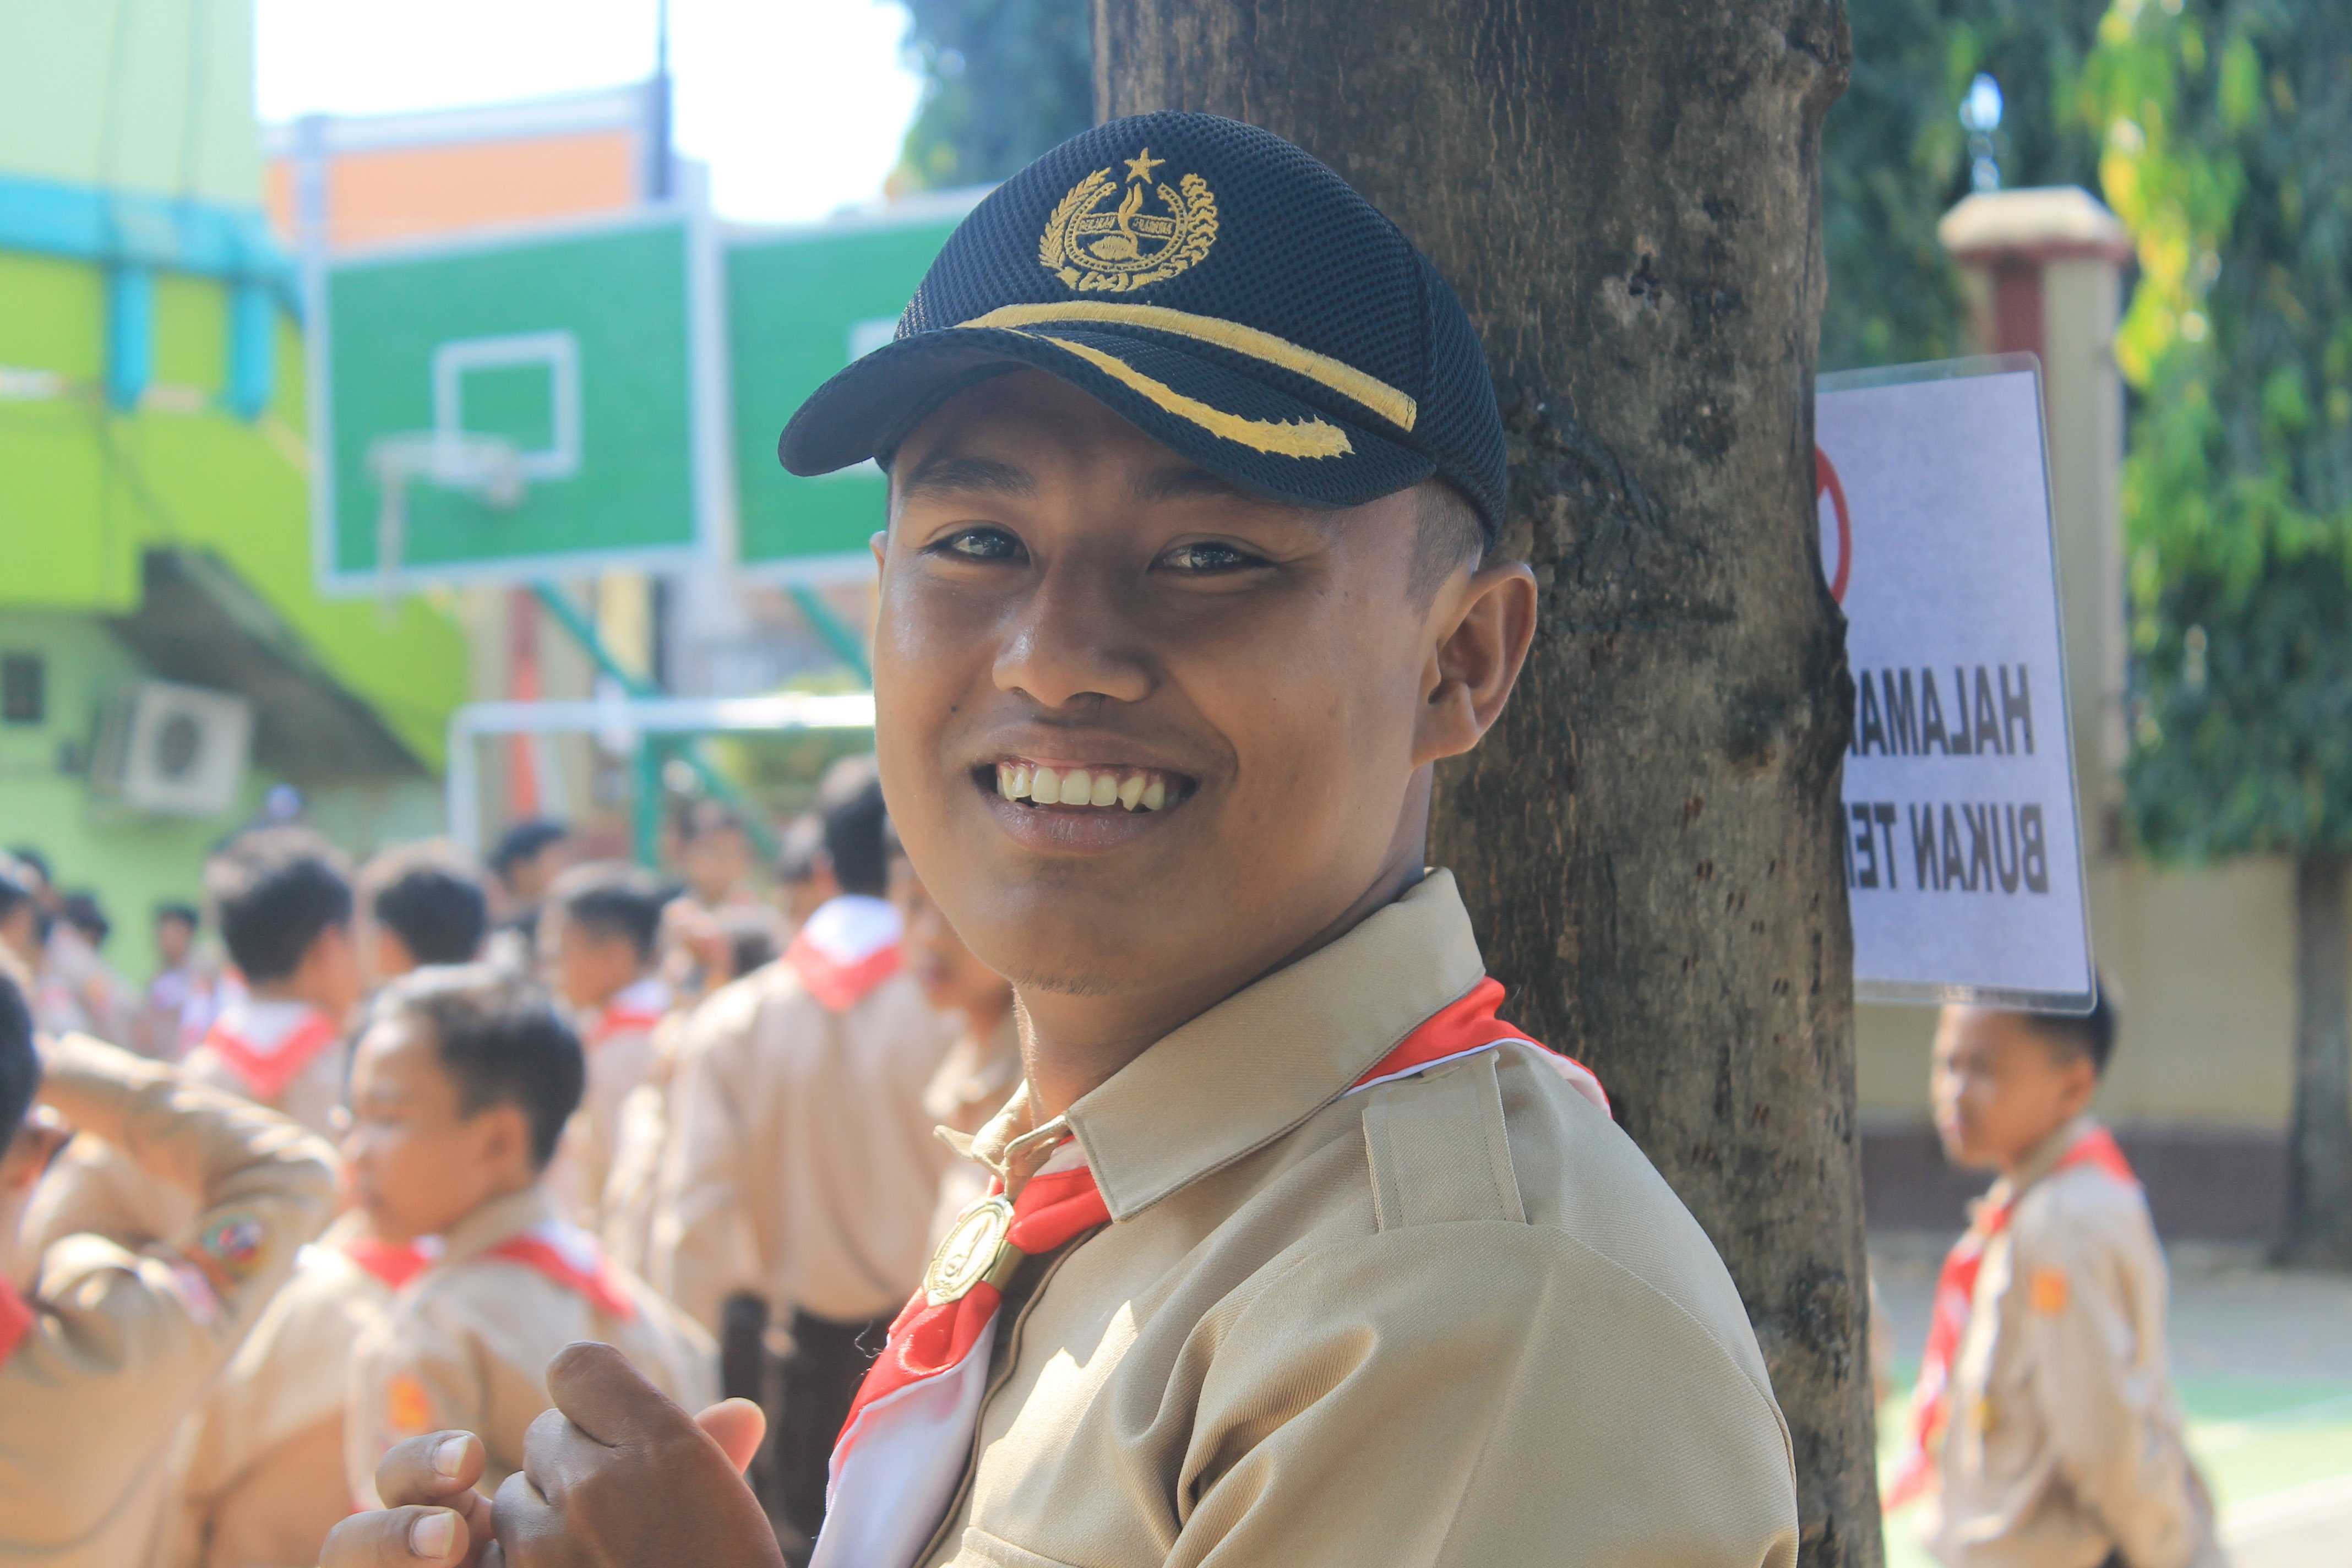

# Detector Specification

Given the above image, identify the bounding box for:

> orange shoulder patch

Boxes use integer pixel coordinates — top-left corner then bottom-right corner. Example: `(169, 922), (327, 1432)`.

(2028, 1265), (2071, 1316)
(385, 1374), (435, 1436)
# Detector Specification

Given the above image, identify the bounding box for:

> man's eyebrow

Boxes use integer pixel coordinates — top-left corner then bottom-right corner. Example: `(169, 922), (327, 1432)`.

(896, 453), (1037, 501)
(1130, 463), (1252, 505)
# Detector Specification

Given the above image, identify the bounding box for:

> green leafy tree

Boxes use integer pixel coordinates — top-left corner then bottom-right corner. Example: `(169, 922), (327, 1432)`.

(2088, 0), (2352, 1264)
(1819, 0), (2106, 371)
(896, 0), (1094, 190)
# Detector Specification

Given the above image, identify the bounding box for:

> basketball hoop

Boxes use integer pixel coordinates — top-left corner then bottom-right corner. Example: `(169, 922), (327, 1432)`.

(367, 432), (527, 609)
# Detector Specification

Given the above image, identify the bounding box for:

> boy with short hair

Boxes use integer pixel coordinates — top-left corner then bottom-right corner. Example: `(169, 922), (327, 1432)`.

(0, 967), (338, 1567)
(137, 902), (208, 1060)
(188, 828), (363, 1138)
(361, 842), (492, 987)
(1897, 990), (2223, 1568)
(343, 965), (713, 1504)
(540, 863), (672, 1230)
(484, 819), (571, 968)
(329, 111), (1798, 1568)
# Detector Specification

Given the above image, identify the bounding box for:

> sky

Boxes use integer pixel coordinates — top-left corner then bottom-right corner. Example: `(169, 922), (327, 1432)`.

(253, 0), (927, 224)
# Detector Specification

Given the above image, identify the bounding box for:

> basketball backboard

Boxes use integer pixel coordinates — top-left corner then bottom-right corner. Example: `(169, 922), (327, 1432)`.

(308, 204), (730, 593)
(724, 190), (985, 582)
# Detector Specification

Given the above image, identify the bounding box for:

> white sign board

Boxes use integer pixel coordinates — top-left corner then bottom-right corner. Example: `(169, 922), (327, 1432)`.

(1817, 355), (2094, 1012)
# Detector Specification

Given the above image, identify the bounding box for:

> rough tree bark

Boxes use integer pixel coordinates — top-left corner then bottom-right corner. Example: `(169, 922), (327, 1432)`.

(2280, 853), (2352, 1266)
(1096, 4), (1875, 1564)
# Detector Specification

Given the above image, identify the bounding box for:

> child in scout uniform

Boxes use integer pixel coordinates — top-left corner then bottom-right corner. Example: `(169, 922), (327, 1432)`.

(325, 111), (1801, 1568)
(25, 827), (361, 1254)
(652, 759), (955, 1564)
(159, 1207), (426, 1567)
(0, 968), (338, 1567)
(1894, 992), (2223, 1568)
(887, 826), (1021, 1248)
(360, 842), (492, 988)
(341, 965), (714, 1505)
(540, 863), (672, 1231)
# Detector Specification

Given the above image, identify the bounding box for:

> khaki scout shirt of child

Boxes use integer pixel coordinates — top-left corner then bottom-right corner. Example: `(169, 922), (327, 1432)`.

(0, 1036), (337, 1568)
(894, 872), (1798, 1568)
(597, 1010), (688, 1277)
(651, 917), (955, 1333)
(1921, 1116), (2223, 1568)
(346, 1186), (716, 1501)
(550, 977), (668, 1232)
(158, 1211), (409, 1568)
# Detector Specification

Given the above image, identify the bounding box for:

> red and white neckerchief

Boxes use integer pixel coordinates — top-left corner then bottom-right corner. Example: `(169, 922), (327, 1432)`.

(1885, 1123), (2137, 1510)
(0, 1279), (34, 1366)
(589, 977), (671, 1047)
(785, 895), (903, 1013)
(809, 977), (1604, 1568)
(340, 1233), (441, 1292)
(200, 999), (341, 1104)
(486, 1220), (638, 1322)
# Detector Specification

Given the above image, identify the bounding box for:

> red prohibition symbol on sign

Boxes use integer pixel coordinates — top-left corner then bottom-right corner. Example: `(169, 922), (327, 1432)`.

(1816, 445), (1852, 605)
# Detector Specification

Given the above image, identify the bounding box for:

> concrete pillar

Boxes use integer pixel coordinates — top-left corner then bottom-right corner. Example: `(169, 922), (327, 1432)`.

(1937, 188), (2134, 855)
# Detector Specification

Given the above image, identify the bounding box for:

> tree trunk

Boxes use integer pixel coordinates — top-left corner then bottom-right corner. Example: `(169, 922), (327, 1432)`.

(1096, 5), (1874, 1564)
(2279, 852), (2352, 1266)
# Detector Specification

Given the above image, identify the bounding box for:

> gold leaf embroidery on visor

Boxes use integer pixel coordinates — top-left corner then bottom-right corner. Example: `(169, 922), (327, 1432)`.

(961, 302), (1418, 433)
(1026, 333), (1354, 460)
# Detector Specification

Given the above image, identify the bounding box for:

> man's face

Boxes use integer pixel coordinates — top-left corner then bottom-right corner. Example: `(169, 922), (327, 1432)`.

(341, 1015), (508, 1244)
(1930, 1006), (2093, 1172)
(155, 916), (193, 968)
(874, 370), (1448, 1010)
(512, 841), (573, 907)
(0, 907), (37, 975)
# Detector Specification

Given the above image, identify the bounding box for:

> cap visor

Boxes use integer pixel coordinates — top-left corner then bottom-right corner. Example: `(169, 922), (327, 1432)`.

(778, 324), (1431, 513)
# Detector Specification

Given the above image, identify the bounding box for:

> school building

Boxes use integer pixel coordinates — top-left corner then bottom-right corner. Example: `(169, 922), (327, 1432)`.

(0, 2), (462, 967)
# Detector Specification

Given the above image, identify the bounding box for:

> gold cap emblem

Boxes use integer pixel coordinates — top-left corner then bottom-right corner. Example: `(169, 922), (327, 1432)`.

(1039, 148), (1218, 295)
(923, 1193), (1017, 1306)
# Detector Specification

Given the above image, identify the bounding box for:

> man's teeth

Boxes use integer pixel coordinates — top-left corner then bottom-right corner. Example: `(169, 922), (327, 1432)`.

(995, 763), (1177, 810)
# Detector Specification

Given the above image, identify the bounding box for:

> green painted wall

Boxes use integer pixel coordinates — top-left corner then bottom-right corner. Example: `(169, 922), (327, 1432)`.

(0, 1), (260, 205)
(0, 610), (262, 987)
(0, 249), (469, 766)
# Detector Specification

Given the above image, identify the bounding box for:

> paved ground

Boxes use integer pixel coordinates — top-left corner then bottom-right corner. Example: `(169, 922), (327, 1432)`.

(1869, 1235), (2352, 1567)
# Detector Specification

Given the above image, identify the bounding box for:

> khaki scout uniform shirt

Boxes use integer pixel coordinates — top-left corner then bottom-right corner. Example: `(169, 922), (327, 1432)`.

(650, 959), (954, 1332)
(908, 872), (1798, 1568)
(1921, 1118), (2223, 1568)
(156, 1211), (398, 1568)
(549, 978), (668, 1232)
(598, 1011), (688, 1277)
(0, 1036), (337, 1568)
(923, 1012), (1023, 1250)
(346, 1185), (717, 1501)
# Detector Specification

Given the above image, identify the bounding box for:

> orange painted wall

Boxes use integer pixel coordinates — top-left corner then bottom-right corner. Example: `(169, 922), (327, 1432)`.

(264, 129), (641, 248)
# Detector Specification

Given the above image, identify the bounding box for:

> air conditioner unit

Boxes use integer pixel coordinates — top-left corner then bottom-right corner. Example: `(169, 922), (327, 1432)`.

(91, 680), (254, 818)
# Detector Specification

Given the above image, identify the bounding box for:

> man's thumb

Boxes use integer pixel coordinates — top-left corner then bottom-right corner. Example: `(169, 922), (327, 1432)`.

(695, 1398), (767, 1473)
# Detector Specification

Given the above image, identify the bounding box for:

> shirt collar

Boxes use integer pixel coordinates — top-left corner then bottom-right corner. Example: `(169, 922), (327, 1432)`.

(440, 1185), (560, 1264)
(1064, 869), (1488, 1222)
(1982, 1112), (2099, 1215)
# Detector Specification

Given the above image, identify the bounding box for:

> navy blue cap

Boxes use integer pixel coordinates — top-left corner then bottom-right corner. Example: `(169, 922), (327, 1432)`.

(778, 112), (1507, 541)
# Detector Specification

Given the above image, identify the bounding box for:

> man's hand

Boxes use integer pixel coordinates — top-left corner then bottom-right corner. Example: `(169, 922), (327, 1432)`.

(497, 1341), (781, 1567)
(318, 1344), (769, 1567)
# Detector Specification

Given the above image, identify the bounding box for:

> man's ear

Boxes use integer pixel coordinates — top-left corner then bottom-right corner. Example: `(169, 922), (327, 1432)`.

(474, 1102), (535, 1177)
(870, 530), (888, 572)
(2056, 1053), (2099, 1120)
(1412, 562), (1537, 770)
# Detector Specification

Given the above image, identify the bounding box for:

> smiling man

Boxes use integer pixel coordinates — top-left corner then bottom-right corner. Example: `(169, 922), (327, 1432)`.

(326, 111), (1799, 1568)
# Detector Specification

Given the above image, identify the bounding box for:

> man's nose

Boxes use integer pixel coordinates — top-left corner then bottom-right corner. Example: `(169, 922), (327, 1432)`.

(993, 558), (1152, 709)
